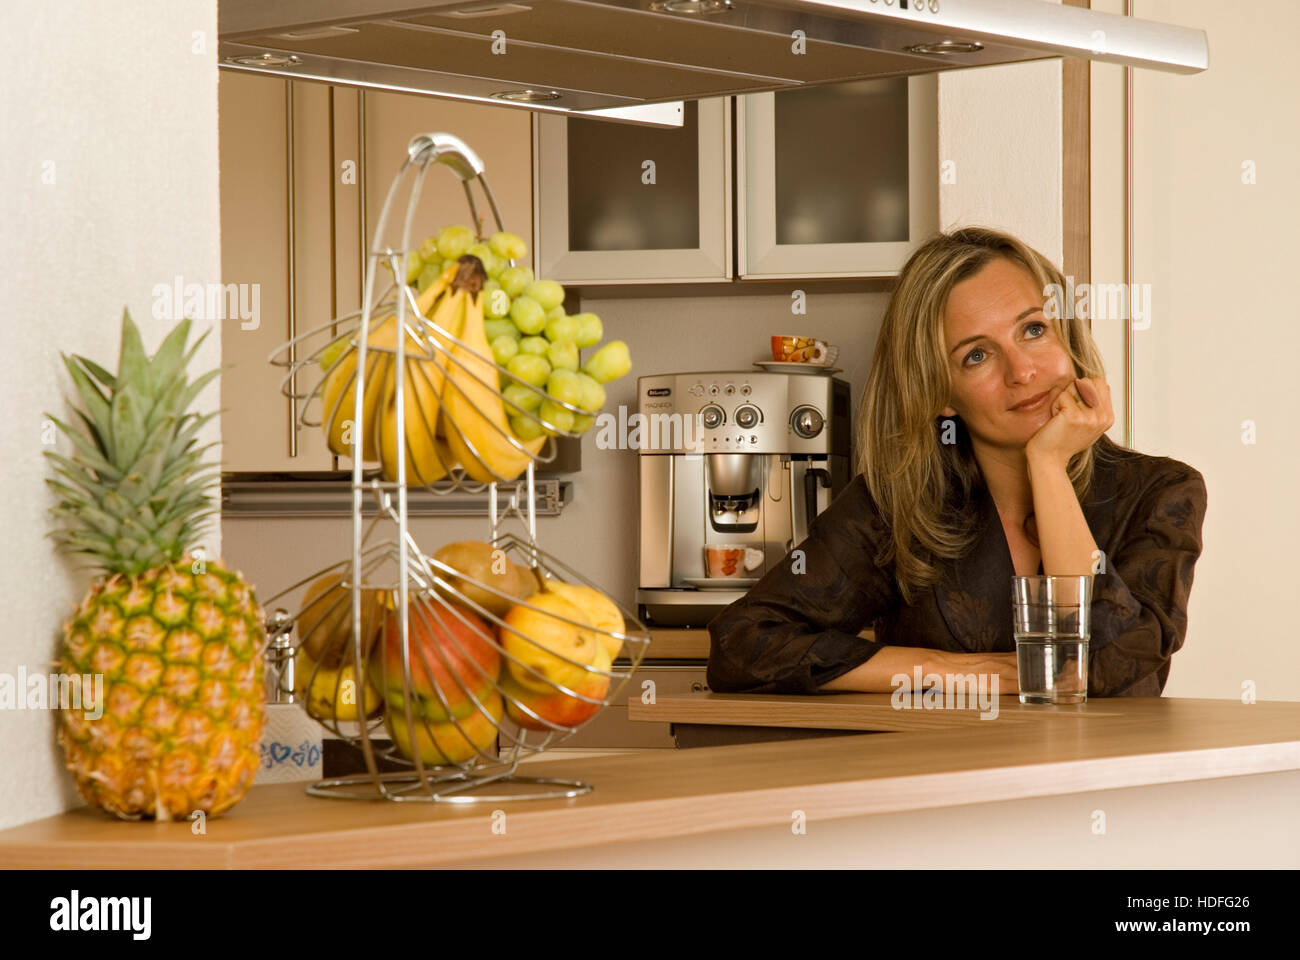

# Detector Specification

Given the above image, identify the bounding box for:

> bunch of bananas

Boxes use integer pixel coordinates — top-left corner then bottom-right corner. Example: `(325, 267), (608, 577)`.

(319, 256), (551, 484)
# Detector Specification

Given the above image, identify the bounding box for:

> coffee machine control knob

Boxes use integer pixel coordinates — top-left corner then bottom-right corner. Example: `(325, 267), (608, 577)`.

(701, 404), (725, 429)
(734, 405), (761, 429)
(790, 405), (825, 439)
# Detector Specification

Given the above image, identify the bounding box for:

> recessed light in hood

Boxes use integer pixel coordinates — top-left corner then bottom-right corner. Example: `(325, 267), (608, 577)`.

(218, 0), (1208, 129)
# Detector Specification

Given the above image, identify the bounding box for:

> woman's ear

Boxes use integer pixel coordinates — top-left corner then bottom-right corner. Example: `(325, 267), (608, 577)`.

(941, 403), (957, 418)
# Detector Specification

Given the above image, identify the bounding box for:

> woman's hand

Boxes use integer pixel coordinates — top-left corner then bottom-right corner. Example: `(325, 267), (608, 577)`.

(1025, 376), (1115, 468)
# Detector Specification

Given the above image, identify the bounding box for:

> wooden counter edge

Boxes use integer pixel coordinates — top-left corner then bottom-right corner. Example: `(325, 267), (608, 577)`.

(2, 720), (1299, 869)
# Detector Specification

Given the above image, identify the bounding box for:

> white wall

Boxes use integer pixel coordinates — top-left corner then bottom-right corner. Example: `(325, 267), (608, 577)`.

(0, 1), (222, 830)
(1091, 0), (1299, 701)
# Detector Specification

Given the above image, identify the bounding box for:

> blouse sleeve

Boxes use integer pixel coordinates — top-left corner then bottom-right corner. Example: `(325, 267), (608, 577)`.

(706, 475), (901, 695)
(1088, 465), (1208, 697)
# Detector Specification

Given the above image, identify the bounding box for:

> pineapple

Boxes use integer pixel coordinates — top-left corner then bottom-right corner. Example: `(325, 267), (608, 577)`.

(45, 310), (266, 821)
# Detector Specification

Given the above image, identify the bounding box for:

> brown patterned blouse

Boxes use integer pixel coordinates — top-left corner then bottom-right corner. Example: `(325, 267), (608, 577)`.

(706, 441), (1208, 698)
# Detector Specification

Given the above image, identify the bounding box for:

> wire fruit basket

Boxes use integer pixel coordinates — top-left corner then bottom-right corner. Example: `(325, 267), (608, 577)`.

(262, 132), (650, 802)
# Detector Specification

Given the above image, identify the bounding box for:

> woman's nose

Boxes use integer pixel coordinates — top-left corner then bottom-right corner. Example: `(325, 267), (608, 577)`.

(1004, 343), (1038, 382)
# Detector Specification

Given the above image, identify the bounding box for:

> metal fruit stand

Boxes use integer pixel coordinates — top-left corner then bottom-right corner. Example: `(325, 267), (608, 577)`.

(263, 131), (651, 802)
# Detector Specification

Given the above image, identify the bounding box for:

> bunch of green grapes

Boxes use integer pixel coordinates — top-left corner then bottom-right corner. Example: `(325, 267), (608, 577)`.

(399, 223), (631, 440)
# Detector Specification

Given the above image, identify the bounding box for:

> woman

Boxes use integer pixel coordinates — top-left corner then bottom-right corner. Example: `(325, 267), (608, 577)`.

(707, 227), (1207, 698)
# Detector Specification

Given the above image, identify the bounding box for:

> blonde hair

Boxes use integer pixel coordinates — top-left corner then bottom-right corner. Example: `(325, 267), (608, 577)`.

(856, 226), (1126, 606)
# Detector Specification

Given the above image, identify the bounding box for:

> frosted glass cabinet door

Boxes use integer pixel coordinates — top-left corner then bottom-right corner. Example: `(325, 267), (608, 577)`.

(737, 75), (937, 278)
(533, 98), (732, 283)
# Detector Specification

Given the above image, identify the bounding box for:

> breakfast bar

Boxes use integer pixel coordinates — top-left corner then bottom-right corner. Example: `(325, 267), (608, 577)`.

(2, 696), (1297, 869)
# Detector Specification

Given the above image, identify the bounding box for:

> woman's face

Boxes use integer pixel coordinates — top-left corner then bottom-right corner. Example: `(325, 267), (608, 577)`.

(940, 256), (1078, 451)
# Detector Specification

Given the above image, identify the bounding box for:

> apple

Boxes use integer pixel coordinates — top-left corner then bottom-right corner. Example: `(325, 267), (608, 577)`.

(370, 598), (501, 723)
(297, 572), (385, 667)
(499, 592), (598, 694)
(432, 541), (537, 617)
(385, 691), (503, 766)
(502, 642), (611, 732)
(538, 579), (625, 662)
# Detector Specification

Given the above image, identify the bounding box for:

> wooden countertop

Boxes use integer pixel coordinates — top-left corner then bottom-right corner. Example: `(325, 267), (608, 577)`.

(1, 696), (1296, 869)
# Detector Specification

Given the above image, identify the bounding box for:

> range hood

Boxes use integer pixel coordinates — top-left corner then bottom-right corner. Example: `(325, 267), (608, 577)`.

(219, 0), (1207, 126)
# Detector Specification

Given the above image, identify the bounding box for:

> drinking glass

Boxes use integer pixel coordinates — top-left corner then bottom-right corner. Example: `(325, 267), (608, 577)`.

(1011, 575), (1093, 705)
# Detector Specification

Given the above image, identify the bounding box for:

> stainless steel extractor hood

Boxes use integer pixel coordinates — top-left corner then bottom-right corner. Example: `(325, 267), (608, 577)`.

(219, 0), (1207, 127)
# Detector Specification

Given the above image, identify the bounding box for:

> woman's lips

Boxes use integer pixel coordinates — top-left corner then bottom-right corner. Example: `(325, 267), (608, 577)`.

(1009, 390), (1050, 412)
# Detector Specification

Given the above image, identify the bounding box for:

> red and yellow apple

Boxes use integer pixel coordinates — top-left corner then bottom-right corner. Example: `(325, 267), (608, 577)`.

(502, 641), (612, 732)
(386, 691), (503, 765)
(499, 592), (598, 694)
(370, 598), (501, 723)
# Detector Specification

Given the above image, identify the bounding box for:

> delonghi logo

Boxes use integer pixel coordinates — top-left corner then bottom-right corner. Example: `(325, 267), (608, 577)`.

(50, 890), (151, 940)
(646, 387), (672, 397)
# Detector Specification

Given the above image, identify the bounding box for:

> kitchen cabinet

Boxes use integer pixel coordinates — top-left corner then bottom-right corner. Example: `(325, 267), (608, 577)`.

(219, 75), (534, 472)
(736, 75), (938, 279)
(532, 78), (935, 284)
(533, 98), (732, 284)
(219, 73), (334, 472)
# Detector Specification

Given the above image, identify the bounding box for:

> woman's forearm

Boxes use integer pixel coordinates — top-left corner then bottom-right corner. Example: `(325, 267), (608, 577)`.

(1028, 451), (1101, 575)
(819, 645), (1019, 693)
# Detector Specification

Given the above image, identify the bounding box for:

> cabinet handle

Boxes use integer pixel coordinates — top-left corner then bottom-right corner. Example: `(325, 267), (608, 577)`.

(286, 79), (297, 458)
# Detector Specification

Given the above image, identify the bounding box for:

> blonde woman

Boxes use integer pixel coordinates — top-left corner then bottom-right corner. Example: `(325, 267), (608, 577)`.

(707, 226), (1207, 698)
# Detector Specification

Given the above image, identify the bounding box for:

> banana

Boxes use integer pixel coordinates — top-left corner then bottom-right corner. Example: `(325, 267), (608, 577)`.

(438, 258), (547, 483)
(320, 324), (390, 460)
(375, 276), (465, 485)
(319, 262), (457, 462)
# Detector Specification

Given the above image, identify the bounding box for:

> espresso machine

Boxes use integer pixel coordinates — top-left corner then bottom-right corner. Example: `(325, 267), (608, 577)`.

(636, 370), (852, 626)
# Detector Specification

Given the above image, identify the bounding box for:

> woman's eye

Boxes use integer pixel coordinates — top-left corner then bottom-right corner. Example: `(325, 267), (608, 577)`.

(1027, 320), (1046, 337)
(964, 347), (985, 366)
(964, 321), (1046, 366)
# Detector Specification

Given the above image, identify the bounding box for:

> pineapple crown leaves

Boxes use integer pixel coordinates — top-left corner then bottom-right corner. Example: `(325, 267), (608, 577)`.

(43, 308), (229, 578)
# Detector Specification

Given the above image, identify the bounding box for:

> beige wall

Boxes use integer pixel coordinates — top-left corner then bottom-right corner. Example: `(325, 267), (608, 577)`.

(0, 1), (223, 831)
(1090, 0), (1299, 701)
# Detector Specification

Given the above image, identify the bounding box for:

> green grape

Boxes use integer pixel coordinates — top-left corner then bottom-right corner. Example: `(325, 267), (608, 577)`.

(490, 334), (519, 366)
(319, 334), (350, 372)
(574, 371), (606, 413)
(575, 313), (603, 349)
(483, 277), (502, 292)
(489, 231), (528, 260)
(404, 251), (424, 285)
(518, 335), (549, 357)
(510, 295), (546, 335)
(571, 413), (596, 434)
(538, 399), (575, 437)
(436, 225), (475, 260)
(506, 353), (551, 388)
(466, 243), (502, 278)
(544, 314), (581, 343)
(547, 339), (579, 372)
(484, 318), (518, 341)
(484, 287), (512, 319)
(416, 262), (445, 294)
(499, 266), (534, 299)
(581, 340), (631, 383)
(545, 369), (584, 408)
(545, 304), (566, 323)
(524, 279), (566, 312)
(503, 381), (543, 414)
(418, 235), (440, 262)
(510, 413), (546, 442)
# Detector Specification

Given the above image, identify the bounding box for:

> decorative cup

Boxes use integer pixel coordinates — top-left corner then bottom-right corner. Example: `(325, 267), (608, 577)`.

(704, 544), (765, 578)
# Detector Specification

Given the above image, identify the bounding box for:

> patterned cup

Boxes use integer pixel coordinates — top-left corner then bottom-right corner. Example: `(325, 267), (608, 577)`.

(772, 335), (831, 363)
(704, 544), (765, 578)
